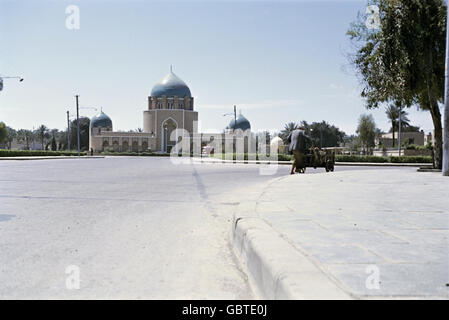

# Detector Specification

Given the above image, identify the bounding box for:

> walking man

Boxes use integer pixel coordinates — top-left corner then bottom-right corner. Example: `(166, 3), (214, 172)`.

(287, 125), (311, 175)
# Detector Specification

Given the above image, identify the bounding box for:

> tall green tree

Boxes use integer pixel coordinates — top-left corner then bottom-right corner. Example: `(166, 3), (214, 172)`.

(51, 136), (57, 151)
(347, 0), (446, 168)
(6, 126), (17, 149)
(301, 121), (346, 148)
(17, 129), (33, 150)
(0, 122), (8, 147)
(357, 114), (377, 154)
(50, 129), (59, 151)
(342, 134), (360, 152)
(57, 131), (68, 150)
(36, 125), (49, 150)
(70, 117), (90, 151)
(279, 122), (298, 144)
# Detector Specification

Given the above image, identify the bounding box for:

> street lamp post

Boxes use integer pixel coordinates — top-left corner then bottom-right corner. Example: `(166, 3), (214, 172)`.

(398, 105), (402, 157)
(0, 75), (23, 92)
(223, 105), (238, 133)
(67, 111), (71, 151)
(233, 105), (237, 134)
(443, 4), (449, 175)
(75, 95), (80, 157)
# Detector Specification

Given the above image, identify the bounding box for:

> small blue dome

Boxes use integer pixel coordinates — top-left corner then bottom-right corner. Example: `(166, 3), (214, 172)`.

(90, 110), (112, 129)
(151, 68), (191, 98)
(227, 112), (251, 131)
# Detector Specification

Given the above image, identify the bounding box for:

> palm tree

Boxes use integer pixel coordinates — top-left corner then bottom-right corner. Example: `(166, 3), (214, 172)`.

(279, 122), (298, 144)
(17, 129), (33, 150)
(0, 122), (7, 147)
(6, 127), (17, 149)
(49, 129), (59, 151)
(37, 125), (48, 150)
(385, 103), (410, 147)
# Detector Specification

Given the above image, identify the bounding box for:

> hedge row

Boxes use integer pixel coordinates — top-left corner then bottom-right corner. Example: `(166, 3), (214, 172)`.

(0, 149), (86, 157)
(335, 155), (432, 163)
(405, 144), (432, 151)
(335, 155), (388, 163)
(212, 153), (292, 161)
(389, 156), (433, 163)
(100, 152), (171, 157)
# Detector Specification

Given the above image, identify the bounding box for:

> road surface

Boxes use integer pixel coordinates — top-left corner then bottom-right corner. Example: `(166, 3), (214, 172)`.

(0, 156), (404, 299)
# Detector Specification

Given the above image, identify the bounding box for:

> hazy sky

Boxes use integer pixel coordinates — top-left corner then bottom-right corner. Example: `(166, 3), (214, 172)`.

(0, 0), (439, 135)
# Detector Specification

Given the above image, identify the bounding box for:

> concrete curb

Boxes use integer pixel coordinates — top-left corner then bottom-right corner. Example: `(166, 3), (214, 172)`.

(335, 162), (430, 167)
(192, 157), (430, 167)
(231, 201), (352, 300)
(0, 156), (105, 161)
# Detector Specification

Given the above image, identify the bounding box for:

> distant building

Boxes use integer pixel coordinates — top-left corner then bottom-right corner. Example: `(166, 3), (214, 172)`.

(270, 136), (286, 154)
(89, 67), (270, 155)
(89, 67), (198, 153)
(378, 131), (426, 148)
(225, 111), (251, 133)
(9, 139), (42, 150)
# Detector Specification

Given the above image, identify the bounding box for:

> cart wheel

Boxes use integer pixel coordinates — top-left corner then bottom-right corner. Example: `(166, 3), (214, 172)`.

(325, 167), (330, 172)
(330, 165), (334, 172)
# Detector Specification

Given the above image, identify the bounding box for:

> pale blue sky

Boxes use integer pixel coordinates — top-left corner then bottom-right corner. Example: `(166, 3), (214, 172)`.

(0, 0), (436, 135)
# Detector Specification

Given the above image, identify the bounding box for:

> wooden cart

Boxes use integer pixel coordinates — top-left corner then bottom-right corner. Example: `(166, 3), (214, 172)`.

(301, 147), (335, 173)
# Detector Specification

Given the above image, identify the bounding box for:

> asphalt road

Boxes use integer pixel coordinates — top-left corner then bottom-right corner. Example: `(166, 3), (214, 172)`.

(0, 157), (405, 299)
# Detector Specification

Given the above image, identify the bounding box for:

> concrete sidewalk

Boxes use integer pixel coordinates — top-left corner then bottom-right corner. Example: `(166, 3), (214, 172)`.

(232, 168), (449, 299)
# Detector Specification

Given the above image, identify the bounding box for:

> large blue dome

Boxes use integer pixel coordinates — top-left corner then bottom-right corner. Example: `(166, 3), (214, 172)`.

(150, 68), (191, 98)
(227, 112), (251, 131)
(90, 110), (112, 129)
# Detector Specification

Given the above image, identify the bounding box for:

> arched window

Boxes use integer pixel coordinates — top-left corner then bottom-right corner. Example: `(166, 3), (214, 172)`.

(102, 140), (109, 151)
(112, 140), (119, 152)
(132, 140), (139, 152)
(122, 140), (129, 152)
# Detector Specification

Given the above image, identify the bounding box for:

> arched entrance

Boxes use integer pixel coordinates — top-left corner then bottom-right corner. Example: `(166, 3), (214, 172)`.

(122, 140), (129, 152)
(113, 140), (119, 152)
(132, 140), (139, 152)
(142, 140), (148, 152)
(102, 140), (109, 151)
(161, 118), (178, 153)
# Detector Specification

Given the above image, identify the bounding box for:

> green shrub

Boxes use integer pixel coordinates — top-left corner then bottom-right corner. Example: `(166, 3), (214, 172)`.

(278, 154), (292, 161)
(406, 144), (430, 151)
(334, 155), (432, 163)
(0, 149), (86, 157)
(100, 151), (170, 157)
(389, 156), (432, 163)
(212, 153), (292, 161)
(335, 155), (388, 163)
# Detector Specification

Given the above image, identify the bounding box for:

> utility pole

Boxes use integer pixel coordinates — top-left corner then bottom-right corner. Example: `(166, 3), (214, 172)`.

(398, 105), (402, 157)
(67, 111), (71, 151)
(443, 4), (449, 175)
(320, 124), (323, 149)
(75, 95), (80, 157)
(233, 105), (237, 134)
